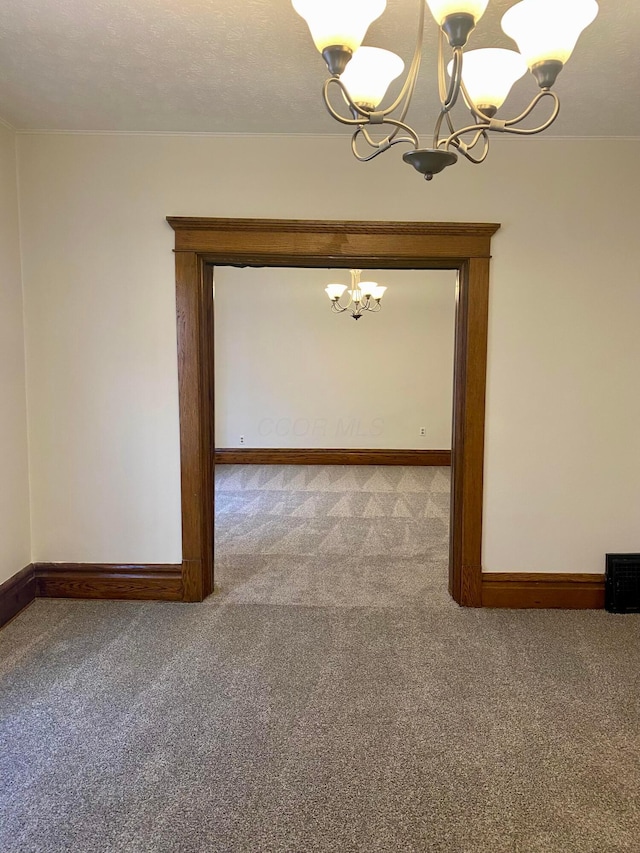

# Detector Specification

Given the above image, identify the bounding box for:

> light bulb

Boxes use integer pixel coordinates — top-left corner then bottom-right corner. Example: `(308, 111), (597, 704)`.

(341, 47), (404, 109)
(325, 284), (347, 300)
(449, 49), (527, 112)
(501, 0), (599, 68)
(425, 0), (489, 26)
(292, 0), (387, 54)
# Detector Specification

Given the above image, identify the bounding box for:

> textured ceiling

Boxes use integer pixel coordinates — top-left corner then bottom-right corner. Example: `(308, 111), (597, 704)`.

(0, 0), (638, 136)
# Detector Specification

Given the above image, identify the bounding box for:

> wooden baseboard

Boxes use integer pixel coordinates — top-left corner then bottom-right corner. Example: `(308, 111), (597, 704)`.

(1, 562), (185, 625)
(215, 448), (451, 466)
(34, 563), (183, 601)
(2, 563), (605, 623)
(0, 564), (36, 628)
(481, 572), (605, 609)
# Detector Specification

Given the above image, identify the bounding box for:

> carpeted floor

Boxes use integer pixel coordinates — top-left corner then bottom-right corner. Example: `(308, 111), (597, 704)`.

(1, 464), (639, 852)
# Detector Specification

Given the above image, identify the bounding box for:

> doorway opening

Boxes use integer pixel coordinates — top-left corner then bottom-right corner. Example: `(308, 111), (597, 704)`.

(168, 218), (500, 606)
(213, 266), (457, 605)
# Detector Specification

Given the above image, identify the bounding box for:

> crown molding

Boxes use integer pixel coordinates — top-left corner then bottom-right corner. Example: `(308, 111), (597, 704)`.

(167, 216), (501, 239)
(12, 128), (640, 142)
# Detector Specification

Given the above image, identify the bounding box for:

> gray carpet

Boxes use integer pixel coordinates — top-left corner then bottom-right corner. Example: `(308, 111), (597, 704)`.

(214, 464), (451, 609)
(1, 465), (639, 853)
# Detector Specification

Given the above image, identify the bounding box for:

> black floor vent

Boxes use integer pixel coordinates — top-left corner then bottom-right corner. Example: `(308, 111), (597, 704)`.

(605, 554), (640, 613)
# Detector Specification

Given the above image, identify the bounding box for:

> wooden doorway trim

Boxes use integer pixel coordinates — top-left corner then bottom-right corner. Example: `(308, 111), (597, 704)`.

(167, 218), (500, 605)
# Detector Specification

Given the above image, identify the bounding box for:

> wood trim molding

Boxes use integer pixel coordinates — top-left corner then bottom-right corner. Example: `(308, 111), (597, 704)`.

(482, 573), (605, 609)
(0, 563), (605, 624)
(215, 448), (451, 466)
(33, 563), (183, 601)
(169, 217), (501, 607)
(168, 218), (501, 237)
(0, 564), (35, 628)
(168, 218), (500, 266)
(447, 257), (491, 607)
(175, 254), (215, 602)
(1, 562), (185, 626)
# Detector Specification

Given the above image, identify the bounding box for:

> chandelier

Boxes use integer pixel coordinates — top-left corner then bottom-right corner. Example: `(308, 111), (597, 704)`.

(325, 269), (387, 319)
(291, 0), (599, 180)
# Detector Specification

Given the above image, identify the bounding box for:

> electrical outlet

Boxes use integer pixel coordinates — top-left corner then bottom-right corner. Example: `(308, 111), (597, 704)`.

(239, 435), (245, 445)
(419, 427), (426, 436)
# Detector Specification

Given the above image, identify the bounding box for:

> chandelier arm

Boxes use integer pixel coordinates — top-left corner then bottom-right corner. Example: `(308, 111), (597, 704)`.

(359, 124), (411, 151)
(442, 90), (560, 157)
(352, 132), (421, 162)
(386, 53), (420, 146)
(501, 90), (561, 133)
(351, 119), (420, 162)
(432, 102), (460, 150)
(384, 0), (428, 146)
(372, 118), (419, 148)
(433, 35), (453, 148)
(352, 131), (419, 162)
(332, 291), (354, 312)
(438, 29), (447, 104)
(461, 86), (561, 134)
(441, 90), (500, 165)
(442, 48), (464, 111)
(360, 125), (391, 149)
(323, 78), (374, 126)
(452, 131), (491, 165)
(323, 78), (420, 149)
(382, 0), (426, 119)
(432, 107), (453, 149)
(432, 45), (465, 148)
(323, 79), (415, 154)
(436, 31), (463, 111)
(452, 121), (489, 152)
(444, 123), (493, 156)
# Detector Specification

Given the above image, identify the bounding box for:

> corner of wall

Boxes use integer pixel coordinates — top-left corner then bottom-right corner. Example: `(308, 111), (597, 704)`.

(14, 129), (34, 567)
(0, 122), (32, 583)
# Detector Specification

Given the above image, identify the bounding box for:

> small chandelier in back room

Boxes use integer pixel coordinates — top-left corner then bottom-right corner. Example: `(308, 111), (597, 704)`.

(291, 0), (599, 181)
(325, 269), (387, 319)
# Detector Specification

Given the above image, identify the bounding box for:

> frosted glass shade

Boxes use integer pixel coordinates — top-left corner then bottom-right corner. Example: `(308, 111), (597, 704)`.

(501, 0), (599, 67)
(371, 285), (387, 300)
(359, 280), (377, 297)
(325, 284), (347, 300)
(426, 0), (489, 26)
(341, 47), (404, 109)
(292, 0), (387, 54)
(449, 48), (527, 111)
(348, 288), (363, 302)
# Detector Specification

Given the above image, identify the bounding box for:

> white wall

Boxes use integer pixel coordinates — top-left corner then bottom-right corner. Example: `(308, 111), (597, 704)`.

(0, 123), (30, 583)
(214, 267), (455, 449)
(16, 132), (640, 573)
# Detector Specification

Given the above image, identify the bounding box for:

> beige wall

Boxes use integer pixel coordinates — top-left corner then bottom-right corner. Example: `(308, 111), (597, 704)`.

(0, 124), (30, 583)
(15, 132), (640, 572)
(214, 267), (456, 450)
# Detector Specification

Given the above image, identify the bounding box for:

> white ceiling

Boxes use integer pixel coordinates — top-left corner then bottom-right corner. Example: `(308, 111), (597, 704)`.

(0, 0), (638, 136)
